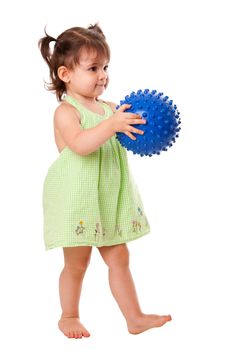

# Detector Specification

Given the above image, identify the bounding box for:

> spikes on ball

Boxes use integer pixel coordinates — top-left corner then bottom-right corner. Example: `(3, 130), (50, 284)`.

(116, 89), (181, 157)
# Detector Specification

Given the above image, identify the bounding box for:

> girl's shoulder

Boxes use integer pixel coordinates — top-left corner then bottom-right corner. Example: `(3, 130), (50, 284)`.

(53, 102), (82, 143)
(54, 101), (81, 124)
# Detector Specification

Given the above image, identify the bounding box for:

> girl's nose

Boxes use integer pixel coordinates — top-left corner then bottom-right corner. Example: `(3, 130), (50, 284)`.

(99, 69), (108, 80)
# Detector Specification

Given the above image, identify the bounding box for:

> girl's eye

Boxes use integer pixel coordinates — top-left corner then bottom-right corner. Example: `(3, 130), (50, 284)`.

(89, 65), (108, 72)
(89, 67), (97, 71)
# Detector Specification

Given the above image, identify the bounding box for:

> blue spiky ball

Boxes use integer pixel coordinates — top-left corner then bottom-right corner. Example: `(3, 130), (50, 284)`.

(116, 89), (181, 157)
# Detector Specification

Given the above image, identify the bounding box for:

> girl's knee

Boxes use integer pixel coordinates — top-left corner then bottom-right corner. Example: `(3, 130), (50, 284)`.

(63, 246), (92, 272)
(99, 244), (130, 269)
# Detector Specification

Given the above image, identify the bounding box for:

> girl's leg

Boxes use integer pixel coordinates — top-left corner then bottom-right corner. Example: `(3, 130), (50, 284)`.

(98, 243), (171, 334)
(58, 246), (92, 339)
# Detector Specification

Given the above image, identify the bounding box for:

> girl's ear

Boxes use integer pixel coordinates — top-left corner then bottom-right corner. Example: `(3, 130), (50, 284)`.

(57, 66), (71, 83)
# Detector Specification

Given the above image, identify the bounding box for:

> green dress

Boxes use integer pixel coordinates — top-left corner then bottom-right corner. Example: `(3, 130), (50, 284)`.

(43, 95), (150, 249)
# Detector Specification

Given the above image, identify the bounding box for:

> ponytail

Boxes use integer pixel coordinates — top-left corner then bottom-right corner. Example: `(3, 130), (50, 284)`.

(38, 27), (57, 66)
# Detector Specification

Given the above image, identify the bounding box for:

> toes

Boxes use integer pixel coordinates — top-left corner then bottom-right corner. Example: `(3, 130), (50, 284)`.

(159, 315), (172, 326)
(67, 331), (83, 339)
(82, 330), (91, 337)
(163, 315), (172, 322)
(75, 332), (82, 339)
(59, 318), (90, 339)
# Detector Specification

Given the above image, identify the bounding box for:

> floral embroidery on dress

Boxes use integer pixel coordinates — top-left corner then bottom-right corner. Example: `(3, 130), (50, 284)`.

(138, 206), (144, 216)
(94, 223), (106, 236)
(115, 224), (122, 236)
(95, 222), (101, 235)
(75, 220), (85, 235)
(132, 220), (142, 232)
(137, 206), (150, 227)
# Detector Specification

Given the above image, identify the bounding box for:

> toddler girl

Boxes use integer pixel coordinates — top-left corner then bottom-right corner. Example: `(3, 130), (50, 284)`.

(39, 23), (171, 339)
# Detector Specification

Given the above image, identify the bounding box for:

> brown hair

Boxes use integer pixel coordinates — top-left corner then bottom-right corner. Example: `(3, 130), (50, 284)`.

(38, 24), (110, 101)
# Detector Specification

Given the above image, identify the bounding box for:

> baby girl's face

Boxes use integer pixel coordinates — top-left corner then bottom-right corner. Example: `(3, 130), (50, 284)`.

(68, 48), (109, 99)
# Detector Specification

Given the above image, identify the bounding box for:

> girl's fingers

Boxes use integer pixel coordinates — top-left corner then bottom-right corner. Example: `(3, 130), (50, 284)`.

(125, 117), (146, 125)
(124, 131), (136, 140)
(129, 126), (144, 135)
(128, 118), (146, 124)
(118, 104), (131, 112)
(126, 113), (142, 119)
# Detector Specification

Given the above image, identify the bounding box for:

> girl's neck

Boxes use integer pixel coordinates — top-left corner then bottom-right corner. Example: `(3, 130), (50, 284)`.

(65, 91), (105, 116)
(66, 91), (99, 106)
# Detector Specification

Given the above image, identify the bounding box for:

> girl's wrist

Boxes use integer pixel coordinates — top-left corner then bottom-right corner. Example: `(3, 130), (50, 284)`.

(104, 116), (116, 134)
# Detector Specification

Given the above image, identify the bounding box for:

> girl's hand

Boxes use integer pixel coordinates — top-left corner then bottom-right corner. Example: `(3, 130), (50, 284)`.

(109, 104), (147, 140)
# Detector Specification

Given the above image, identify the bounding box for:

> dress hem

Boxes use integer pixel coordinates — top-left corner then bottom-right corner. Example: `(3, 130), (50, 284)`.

(44, 229), (150, 250)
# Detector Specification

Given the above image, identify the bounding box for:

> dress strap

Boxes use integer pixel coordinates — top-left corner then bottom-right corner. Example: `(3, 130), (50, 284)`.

(64, 94), (112, 117)
(99, 100), (114, 116)
(63, 95), (86, 113)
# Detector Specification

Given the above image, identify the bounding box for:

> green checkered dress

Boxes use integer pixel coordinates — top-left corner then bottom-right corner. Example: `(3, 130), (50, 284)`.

(42, 95), (150, 249)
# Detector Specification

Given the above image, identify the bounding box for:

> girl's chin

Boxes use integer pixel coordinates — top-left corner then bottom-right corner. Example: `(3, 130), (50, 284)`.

(96, 85), (105, 92)
(93, 85), (106, 98)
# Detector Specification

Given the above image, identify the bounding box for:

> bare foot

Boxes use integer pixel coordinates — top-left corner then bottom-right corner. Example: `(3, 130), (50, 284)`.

(127, 314), (172, 335)
(58, 316), (91, 339)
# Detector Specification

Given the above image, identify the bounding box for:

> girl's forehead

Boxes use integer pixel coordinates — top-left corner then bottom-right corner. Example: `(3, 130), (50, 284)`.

(79, 48), (108, 65)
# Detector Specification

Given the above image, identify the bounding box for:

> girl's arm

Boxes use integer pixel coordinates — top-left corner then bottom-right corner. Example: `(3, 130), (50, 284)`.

(54, 103), (116, 156)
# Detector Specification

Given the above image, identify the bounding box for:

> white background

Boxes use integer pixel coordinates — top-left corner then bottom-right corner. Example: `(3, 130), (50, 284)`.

(0, 0), (232, 349)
